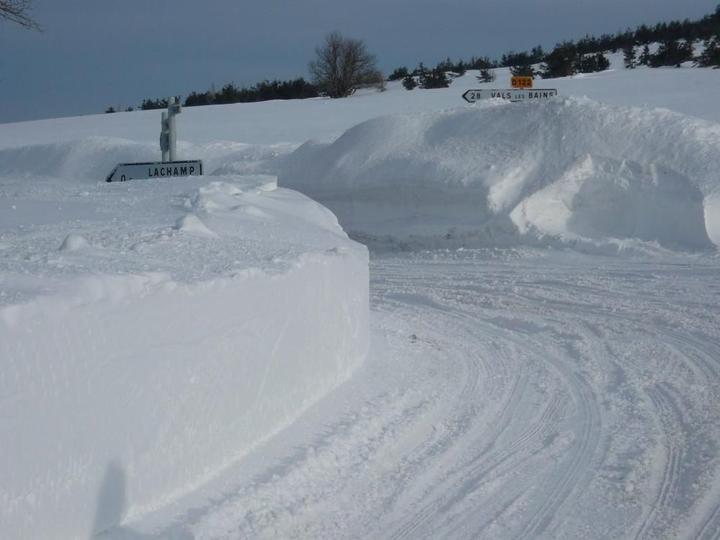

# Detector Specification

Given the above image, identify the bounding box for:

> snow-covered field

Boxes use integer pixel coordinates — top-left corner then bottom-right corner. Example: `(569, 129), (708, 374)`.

(1, 53), (719, 539)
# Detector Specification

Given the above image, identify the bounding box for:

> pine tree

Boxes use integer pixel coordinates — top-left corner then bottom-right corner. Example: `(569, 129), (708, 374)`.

(697, 35), (720, 67)
(402, 74), (418, 90)
(639, 44), (651, 65)
(140, 98), (169, 110)
(469, 56), (493, 70)
(477, 68), (496, 82)
(530, 45), (545, 63)
(595, 52), (610, 71)
(576, 52), (610, 73)
(510, 64), (534, 76)
(649, 39), (694, 67)
(420, 66), (450, 89)
(541, 42), (578, 78)
(388, 67), (409, 81)
(623, 44), (637, 68)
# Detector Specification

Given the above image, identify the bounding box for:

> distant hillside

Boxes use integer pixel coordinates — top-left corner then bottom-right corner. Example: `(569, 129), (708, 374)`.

(108, 5), (720, 114)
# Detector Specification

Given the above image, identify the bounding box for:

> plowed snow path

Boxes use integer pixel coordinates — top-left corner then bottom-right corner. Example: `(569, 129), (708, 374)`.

(115, 250), (720, 540)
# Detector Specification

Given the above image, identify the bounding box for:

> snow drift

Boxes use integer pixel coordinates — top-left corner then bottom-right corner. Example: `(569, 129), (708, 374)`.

(0, 136), (294, 182)
(280, 97), (720, 252)
(0, 136), (158, 181)
(0, 173), (369, 539)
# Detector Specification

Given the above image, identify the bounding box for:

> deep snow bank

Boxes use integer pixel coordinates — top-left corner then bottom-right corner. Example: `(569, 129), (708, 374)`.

(0, 173), (368, 539)
(0, 136), (294, 182)
(280, 97), (720, 252)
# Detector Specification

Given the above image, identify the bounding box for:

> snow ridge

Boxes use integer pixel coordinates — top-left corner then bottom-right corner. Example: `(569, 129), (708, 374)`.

(281, 97), (720, 252)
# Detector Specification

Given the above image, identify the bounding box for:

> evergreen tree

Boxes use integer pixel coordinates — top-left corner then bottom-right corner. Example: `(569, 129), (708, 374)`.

(501, 51), (535, 67)
(576, 52), (609, 73)
(530, 45), (545, 63)
(214, 84), (239, 104)
(639, 44), (652, 65)
(697, 35), (720, 67)
(596, 52), (610, 71)
(435, 57), (466, 76)
(140, 98), (169, 110)
(402, 74), (418, 90)
(623, 44), (637, 68)
(477, 68), (496, 82)
(634, 24), (652, 44)
(649, 39), (694, 67)
(510, 64), (534, 76)
(388, 67), (409, 81)
(468, 56), (493, 70)
(541, 42), (578, 78)
(420, 66), (450, 89)
(184, 91), (213, 107)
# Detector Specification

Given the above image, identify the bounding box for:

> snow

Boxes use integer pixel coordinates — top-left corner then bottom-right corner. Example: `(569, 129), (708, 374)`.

(1, 44), (720, 539)
(97, 249), (720, 540)
(281, 97), (719, 252)
(0, 166), (368, 538)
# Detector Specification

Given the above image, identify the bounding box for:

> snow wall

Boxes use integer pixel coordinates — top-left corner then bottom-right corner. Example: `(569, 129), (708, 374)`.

(0, 252), (368, 540)
(0, 169), (369, 538)
(281, 97), (720, 253)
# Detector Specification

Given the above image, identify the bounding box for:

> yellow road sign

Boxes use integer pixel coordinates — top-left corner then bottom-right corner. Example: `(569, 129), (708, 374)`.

(511, 76), (533, 89)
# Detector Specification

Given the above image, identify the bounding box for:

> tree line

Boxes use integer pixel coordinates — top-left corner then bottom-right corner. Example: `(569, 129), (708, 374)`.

(391, 4), (720, 89)
(113, 78), (320, 113)
(108, 4), (719, 112)
(2, 1), (717, 111)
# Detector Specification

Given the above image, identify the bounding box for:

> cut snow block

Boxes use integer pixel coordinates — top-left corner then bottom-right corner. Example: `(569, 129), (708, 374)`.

(0, 251), (368, 539)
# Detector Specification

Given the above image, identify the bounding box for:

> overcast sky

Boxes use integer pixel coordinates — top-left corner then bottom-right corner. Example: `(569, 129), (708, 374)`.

(0, 0), (716, 123)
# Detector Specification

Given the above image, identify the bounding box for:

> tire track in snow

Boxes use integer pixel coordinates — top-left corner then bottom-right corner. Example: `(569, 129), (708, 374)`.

(633, 385), (685, 540)
(374, 252), (720, 540)
(375, 307), (530, 540)
(381, 271), (599, 539)
(115, 251), (720, 540)
(697, 503), (720, 540)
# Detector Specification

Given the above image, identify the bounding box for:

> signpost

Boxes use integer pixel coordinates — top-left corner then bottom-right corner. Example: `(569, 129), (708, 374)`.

(160, 98), (181, 162)
(511, 76), (533, 89)
(105, 160), (203, 183)
(106, 97), (203, 183)
(462, 88), (558, 103)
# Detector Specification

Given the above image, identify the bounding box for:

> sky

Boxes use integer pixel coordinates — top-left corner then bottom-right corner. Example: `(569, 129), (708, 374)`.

(0, 0), (717, 124)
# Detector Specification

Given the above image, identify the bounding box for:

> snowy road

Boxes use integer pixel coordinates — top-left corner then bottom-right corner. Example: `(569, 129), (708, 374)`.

(366, 251), (720, 540)
(121, 249), (720, 540)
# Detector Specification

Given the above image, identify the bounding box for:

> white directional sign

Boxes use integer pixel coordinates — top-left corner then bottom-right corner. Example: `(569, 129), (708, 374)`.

(106, 160), (203, 183)
(462, 88), (558, 103)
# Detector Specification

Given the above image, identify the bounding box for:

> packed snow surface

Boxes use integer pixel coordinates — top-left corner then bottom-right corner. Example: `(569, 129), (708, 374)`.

(1, 53), (719, 539)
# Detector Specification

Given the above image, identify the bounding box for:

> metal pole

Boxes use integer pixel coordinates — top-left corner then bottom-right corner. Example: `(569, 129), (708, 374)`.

(160, 111), (169, 162)
(168, 97), (178, 162)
